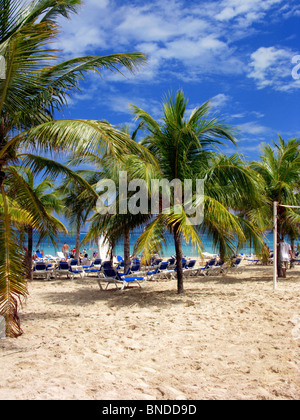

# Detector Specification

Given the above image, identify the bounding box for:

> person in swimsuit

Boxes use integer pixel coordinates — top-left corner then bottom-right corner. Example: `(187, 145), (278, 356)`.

(62, 242), (70, 262)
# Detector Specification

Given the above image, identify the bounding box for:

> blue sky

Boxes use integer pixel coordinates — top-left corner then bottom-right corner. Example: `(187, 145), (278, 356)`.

(54, 0), (300, 161)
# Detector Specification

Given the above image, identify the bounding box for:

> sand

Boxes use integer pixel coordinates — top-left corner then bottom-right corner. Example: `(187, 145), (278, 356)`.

(0, 263), (299, 400)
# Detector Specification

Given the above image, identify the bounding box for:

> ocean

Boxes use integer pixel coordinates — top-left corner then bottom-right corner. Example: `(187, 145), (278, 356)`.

(31, 231), (275, 258)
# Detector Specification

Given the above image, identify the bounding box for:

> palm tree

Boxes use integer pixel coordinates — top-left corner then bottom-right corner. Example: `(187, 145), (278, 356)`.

(8, 167), (67, 279)
(72, 124), (151, 272)
(131, 90), (264, 293)
(251, 136), (300, 277)
(0, 0), (148, 337)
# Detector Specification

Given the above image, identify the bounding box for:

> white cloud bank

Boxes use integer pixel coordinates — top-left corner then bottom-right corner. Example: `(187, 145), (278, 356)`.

(53, 0), (300, 92)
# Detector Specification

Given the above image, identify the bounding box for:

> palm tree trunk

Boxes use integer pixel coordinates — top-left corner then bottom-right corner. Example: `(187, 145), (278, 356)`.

(27, 226), (33, 281)
(174, 224), (184, 294)
(124, 227), (131, 273)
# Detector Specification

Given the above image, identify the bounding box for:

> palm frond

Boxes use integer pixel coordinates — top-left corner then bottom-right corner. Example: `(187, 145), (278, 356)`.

(0, 185), (28, 338)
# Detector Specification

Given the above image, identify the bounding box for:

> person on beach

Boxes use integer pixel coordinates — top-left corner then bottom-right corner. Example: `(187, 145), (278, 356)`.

(62, 242), (70, 261)
(279, 239), (293, 278)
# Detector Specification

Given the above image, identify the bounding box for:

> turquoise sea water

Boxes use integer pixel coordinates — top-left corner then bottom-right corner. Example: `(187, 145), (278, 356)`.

(32, 231), (275, 258)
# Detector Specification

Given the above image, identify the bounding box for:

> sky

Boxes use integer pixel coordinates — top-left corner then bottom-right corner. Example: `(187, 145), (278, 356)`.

(53, 0), (300, 161)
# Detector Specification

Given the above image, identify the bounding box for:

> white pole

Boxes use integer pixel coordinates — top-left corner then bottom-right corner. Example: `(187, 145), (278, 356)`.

(273, 201), (278, 290)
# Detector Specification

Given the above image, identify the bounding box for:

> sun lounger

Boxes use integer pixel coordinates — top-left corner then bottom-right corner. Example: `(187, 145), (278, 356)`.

(83, 260), (101, 277)
(69, 265), (85, 280)
(54, 261), (71, 279)
(206, 265), (225, 276)
(129, 263), (143, 275)
(227, 258), (243, 274)
(33, 262), (52, 280)
(97, 267), (146, 291)
(181, 260), (198, 277)
(195, 258), (217, 276)
(146, 267), (160, 280)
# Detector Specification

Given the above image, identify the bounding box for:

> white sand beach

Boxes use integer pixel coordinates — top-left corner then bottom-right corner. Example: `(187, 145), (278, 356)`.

(0, 264), (299, 400)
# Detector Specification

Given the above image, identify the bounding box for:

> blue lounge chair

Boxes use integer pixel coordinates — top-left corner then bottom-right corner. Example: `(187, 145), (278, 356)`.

(197, 258), (217, 276)
(33, 262), (51, 280)
(184, 260), (196, 269)
(54, 261), (71, 279)
(84, 263), (101, 276)
(69, 265), (85, 280)
(98, 267), (146, 291)
(182, 260), (197, 277)
(129, 263), (142, 275)
(146, 267), (160, 280)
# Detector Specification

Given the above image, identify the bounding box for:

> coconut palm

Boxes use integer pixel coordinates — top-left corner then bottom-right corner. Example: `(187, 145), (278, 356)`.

(131, 89), (264, 293)
(72, 124), (151, 272)
(9, 167), (67, 278)
(251, 136), (300, 277)
(0, 0), (148, 337)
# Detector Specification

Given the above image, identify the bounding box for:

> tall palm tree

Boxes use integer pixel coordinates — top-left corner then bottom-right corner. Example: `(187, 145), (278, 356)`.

(0, 0), (148, 337)
(131, 90), (264, 293)
(71, 124), (151, 272)
(251, 136), (300, 277)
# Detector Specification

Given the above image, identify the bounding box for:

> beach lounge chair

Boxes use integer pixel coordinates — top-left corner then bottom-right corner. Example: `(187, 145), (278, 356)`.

(69, 265), (85, 280)
(227, 258), (243, 274)
(54, 261), (71, 279)
(97, 267), (146, 291)
(166, 259), (190, 279)
(206, 261), (226, 276)
(82, 260), (100, 277)
(155, 261), (173, 279)
(167, 258), (176, 269)
(33, 262), (51, 280)
(129, 263), (142, 274)
(92, 259), (102, 270)
(152, 258), (162, 267)
(196, 258), (217, 276)
(182, 260), (197, 277)
(146, 267), (160, 280)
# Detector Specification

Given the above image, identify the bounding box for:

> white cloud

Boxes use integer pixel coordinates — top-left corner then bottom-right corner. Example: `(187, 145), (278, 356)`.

(248, 46), (300, 90)
(238, 121), (270, 135)
(209, 93), (230, 109)
(215, 0), (283, 24)
(52, 0), (298, 91)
